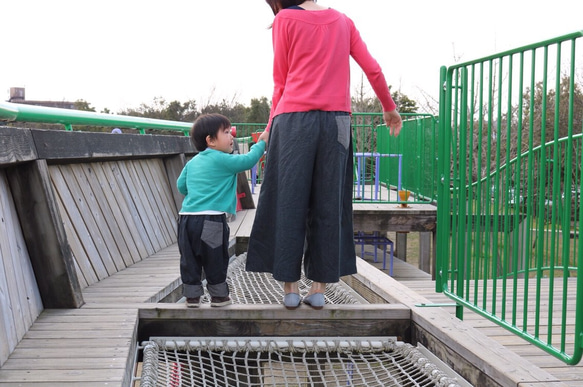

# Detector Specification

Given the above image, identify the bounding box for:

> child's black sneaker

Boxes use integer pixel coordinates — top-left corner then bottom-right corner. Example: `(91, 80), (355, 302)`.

(210, 296), (231, 307)
(186, 297), (201, 308)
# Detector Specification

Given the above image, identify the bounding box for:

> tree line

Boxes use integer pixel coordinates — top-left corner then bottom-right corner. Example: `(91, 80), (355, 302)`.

(4, 83), (419, 133)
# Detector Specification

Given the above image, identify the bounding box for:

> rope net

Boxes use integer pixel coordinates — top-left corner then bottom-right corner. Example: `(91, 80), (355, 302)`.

(137, 254), (464, 386)
(196, 254), (366, 306)
(140, 337), (462, 387)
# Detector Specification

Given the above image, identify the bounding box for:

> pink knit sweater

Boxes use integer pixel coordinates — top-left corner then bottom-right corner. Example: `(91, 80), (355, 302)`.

(268, 7), (396, 129)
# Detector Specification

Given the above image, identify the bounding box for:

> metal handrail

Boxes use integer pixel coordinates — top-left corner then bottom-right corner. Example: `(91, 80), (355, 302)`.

(0, 101), (193, 135)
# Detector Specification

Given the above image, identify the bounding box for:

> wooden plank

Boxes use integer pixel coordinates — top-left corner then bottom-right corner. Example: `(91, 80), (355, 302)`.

(51, 190), (93, 287)
(163, 154), (187, 212)
(0, 172), (18, 364)
(71, 164), (126, 272)
(132, 159), (170, 248)
(37, 308), (137, 317)
(0, 356), (127, 370)
(140, 159), (174, 243)
(84, 162), (136, 268)
(117, 160), (162, 253)
(227, 210), (246, 239)
(15, 338), (132, 349)
(0, 369), (124, 383)
(28, 324), (135, 334)
(31, 315), (137, 325)
(0, 382), (117, 387)
(110, 161), (155, 257)
(97, 161), (147, 262)
(144, 158), (178, 241)
(7, 346), (130, 359)
(231, 209), (257, 255)
(133, 160), (170, 245)
(49, 165), (110, 280)
(1, 172), (42, 332)
(82, 286), (178, 294)
(0, 178), (21, 327)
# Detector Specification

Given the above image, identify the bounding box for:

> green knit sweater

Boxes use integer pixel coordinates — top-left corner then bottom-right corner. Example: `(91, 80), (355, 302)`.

(177, 140), (266, 215)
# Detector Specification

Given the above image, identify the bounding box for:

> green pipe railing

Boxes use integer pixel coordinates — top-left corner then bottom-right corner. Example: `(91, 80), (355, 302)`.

(437, 30), (583, 365)
(0, 101), (193, 135)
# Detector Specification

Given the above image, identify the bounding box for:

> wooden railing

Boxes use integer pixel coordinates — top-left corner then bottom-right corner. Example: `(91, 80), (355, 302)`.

(0, 126), (194, 366)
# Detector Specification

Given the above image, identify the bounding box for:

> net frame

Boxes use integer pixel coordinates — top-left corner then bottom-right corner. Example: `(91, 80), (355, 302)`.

(140, 337), (463, 387)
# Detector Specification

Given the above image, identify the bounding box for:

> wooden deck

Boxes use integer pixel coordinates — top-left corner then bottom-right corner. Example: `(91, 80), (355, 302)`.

(0, 244), (181, 386)
(364, 266), (583, 386)
(1, 187), (581, 386)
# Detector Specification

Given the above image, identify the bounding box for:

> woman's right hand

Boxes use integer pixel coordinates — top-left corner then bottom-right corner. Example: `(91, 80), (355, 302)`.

(383, 110), (403, 136)
(259, 130), (270, 145)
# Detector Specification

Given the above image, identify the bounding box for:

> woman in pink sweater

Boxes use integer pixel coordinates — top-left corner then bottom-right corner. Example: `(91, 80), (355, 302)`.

(246, 0), (402, 309)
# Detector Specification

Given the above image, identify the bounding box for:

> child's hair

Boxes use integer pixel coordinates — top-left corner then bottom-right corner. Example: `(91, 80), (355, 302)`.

(190, 113), (232, 152)
(265, 0), (306, 15)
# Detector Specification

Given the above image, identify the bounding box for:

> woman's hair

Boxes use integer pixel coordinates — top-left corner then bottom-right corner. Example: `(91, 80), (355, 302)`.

(190, 113), (231, 152)
(265, 0), (308, 15)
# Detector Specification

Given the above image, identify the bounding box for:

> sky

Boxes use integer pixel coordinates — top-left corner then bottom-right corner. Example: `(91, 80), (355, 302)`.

(2, 0), (582, 114)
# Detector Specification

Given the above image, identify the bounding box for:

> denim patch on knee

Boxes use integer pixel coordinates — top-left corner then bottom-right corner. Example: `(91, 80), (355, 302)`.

(201, 219), (223, 249)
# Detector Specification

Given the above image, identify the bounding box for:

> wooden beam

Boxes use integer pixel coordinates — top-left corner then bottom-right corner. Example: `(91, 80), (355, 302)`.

(353, 202), (437, 278)
(137, 304), (410, 343)
(352, 203), (437, 233)
(0, 126), (37, 164)
(7, 160), (84, 308)
(31, 129), (193, 162)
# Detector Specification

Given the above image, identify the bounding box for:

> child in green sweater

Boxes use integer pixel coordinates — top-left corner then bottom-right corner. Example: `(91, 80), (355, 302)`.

(177, 113), (268, 307)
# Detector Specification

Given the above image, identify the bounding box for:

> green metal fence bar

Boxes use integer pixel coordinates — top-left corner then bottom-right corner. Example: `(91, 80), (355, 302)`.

(377, 114), (439, 203)
(437, 30), (583, 365)
(231, 123), (268, 139)
(352, 112), (438, 204)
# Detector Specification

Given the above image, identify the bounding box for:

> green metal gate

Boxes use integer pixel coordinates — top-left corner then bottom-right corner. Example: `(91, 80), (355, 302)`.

(436, 30), (583, 364)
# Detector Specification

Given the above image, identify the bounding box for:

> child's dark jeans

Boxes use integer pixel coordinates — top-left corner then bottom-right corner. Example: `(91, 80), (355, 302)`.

(178, 214), (230, 298)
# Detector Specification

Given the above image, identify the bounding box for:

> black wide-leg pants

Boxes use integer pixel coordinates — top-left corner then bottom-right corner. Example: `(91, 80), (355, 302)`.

(246, 111), (357, 283)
